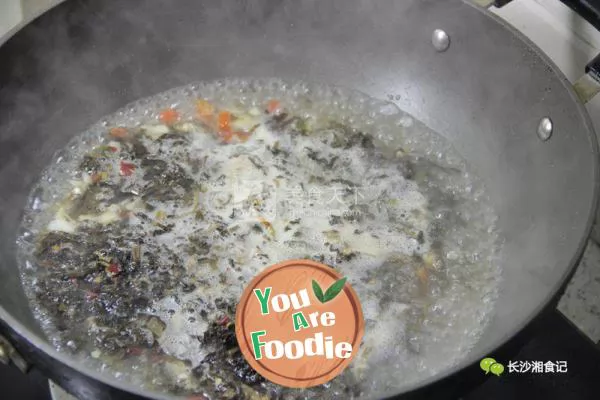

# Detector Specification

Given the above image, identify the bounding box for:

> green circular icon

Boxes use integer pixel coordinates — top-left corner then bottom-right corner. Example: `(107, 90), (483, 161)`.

(479, 357), (496, 373)
(490, 363), (504, 377)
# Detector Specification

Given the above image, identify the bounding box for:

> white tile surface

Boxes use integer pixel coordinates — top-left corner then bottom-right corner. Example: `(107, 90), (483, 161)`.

(493, 0), (597, 81)
(0, 0), (22, 38)
(21, 0), (63, 18)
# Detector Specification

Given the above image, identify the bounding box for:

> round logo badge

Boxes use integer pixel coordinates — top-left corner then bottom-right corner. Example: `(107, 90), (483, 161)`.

(235, 259), (364, 388)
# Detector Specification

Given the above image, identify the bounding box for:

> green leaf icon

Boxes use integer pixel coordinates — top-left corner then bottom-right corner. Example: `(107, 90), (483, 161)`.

(312, 277), (347, 303)
(312, 280), (325, 303)
(312, 278), (347, 303)
(322, 277), (347, 303)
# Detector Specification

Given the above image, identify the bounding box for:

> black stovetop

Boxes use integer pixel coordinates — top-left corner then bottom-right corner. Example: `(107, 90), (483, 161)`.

(2, 310), (599, 400)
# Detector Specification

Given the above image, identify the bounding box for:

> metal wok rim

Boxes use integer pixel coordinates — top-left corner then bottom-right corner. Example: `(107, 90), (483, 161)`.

(0, 1), (598, 399)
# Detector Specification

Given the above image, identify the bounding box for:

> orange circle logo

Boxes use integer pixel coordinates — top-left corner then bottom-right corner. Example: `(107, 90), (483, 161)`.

(235, 259), (365, 388)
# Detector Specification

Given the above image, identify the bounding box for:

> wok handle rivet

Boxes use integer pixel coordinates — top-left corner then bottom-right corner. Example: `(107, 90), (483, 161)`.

(537, 117), (553, 141)
(432, 29), (450, 52)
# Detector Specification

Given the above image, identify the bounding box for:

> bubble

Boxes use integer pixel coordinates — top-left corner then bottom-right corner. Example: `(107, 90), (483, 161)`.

(16, 77), (501, 397)
(399, 116), (414, 128)
(379, 102), (400, 116)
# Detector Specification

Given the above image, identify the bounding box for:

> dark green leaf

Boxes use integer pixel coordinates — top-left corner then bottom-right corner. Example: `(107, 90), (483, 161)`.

(323, 277), (347, 303)
(312, 280), (325, 303)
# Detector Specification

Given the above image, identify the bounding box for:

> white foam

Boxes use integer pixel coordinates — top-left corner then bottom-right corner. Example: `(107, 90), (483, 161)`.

(17, 78), (502, 396)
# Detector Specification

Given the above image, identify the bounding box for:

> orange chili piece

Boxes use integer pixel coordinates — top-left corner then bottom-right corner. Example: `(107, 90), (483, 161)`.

(158, 108), (180, 125)
(267, 99), (281, 114)
(109, 127), (128, 138)
(218, 111), (232, 133)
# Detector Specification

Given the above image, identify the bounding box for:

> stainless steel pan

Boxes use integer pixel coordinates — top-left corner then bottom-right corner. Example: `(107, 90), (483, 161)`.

(0, 0), (597, 398)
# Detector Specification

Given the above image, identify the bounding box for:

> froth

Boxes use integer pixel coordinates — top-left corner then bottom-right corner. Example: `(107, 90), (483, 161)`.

(16, 78), (502, 397)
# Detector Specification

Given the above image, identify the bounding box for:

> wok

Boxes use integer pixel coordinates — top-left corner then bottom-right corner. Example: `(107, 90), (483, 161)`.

(0, 0), (598, 399)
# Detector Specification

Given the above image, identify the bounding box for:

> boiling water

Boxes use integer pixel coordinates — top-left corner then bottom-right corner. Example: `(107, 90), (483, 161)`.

(17, 79), (501, 399)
